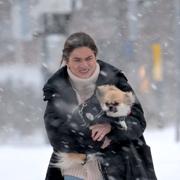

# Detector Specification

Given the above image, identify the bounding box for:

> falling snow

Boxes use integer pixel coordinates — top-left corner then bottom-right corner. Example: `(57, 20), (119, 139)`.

(0, 0), (180, 179)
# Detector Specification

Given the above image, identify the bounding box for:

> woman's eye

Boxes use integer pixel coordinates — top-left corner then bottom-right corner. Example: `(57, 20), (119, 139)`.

(73, 59), (81, 63)
(86, 56), (93, 61)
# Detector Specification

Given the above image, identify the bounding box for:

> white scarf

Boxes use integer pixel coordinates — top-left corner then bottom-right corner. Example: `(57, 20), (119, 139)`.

(67, 63), (100, 104)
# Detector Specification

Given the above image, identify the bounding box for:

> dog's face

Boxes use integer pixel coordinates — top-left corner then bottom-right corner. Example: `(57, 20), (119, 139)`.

(96, 85), (135, 117)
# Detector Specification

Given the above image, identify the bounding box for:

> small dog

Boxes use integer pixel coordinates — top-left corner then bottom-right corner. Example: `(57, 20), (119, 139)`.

(52, 85), (135, 170)
(96, 85), (135, 130)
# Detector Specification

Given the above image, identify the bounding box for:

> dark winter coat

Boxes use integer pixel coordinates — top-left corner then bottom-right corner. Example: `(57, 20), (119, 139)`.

(43, 60), (157, 180)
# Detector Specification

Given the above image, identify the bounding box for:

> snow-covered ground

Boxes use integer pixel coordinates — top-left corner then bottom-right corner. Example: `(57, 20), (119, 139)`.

(0, 127), (179, 180)
(144, 127), (180, 180)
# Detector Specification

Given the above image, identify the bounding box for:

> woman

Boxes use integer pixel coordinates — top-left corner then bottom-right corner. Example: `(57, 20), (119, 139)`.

(43, 32), (157, 180)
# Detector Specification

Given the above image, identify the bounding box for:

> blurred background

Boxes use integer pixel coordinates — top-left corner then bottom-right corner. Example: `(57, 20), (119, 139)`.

(0, 0), (180, 179)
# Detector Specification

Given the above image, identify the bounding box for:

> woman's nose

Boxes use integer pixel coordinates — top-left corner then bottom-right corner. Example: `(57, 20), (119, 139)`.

(80, 61), (89, 68)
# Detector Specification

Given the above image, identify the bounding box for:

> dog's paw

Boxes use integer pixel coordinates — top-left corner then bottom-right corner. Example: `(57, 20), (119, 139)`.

(116, 120), (128, 131)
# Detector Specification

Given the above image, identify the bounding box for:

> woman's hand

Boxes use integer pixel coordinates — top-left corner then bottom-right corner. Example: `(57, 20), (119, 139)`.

(90, 123), (111, 141)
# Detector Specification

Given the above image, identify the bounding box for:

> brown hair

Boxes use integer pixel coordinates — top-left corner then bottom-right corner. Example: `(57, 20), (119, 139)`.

(60, 32), (98, 66)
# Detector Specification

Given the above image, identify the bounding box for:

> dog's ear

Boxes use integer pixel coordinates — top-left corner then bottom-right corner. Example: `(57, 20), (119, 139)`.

(124, 92), (135, 105)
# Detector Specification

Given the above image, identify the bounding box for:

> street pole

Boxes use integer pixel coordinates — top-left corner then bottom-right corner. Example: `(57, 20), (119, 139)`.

(126, 0), (138, 64)
(127, 0), (138, 41)
(174, 0), (180, 142)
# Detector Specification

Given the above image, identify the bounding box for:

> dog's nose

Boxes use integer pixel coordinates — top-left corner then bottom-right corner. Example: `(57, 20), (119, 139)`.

(109, 106), (117, 113)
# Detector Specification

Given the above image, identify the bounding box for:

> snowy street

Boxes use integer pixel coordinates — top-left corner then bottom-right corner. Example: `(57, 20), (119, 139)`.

(145, 127), (180, 180)
(0, 127), (179, 180)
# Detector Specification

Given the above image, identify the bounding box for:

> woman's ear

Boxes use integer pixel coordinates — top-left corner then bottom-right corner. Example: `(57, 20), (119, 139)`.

(60, 58), (64, 67)
(66, 63), (70, 69)
(61, 59), (68, 68)
(60, 57), (68, 68)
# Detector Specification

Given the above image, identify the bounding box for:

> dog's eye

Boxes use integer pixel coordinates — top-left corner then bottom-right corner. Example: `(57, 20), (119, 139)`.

(105, 102), (110, 106)
(113, 102), (119, 106)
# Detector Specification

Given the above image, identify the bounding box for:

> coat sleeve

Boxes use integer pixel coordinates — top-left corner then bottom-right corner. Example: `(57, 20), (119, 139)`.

(43, 85), (80, 152)
(107, 71), (146, 142)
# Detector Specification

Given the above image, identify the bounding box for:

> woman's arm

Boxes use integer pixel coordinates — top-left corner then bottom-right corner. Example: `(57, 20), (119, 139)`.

(43, 86), (80, 152)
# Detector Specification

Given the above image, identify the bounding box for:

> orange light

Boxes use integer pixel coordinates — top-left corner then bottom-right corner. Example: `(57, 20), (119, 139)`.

(152, 43), (163, 81)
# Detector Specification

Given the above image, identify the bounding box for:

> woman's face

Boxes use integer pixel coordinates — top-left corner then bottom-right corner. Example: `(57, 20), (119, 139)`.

(66, 47), (97, 79)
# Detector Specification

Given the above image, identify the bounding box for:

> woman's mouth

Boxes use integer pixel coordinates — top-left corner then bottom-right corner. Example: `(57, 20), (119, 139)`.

(79, 69), (89, 73)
